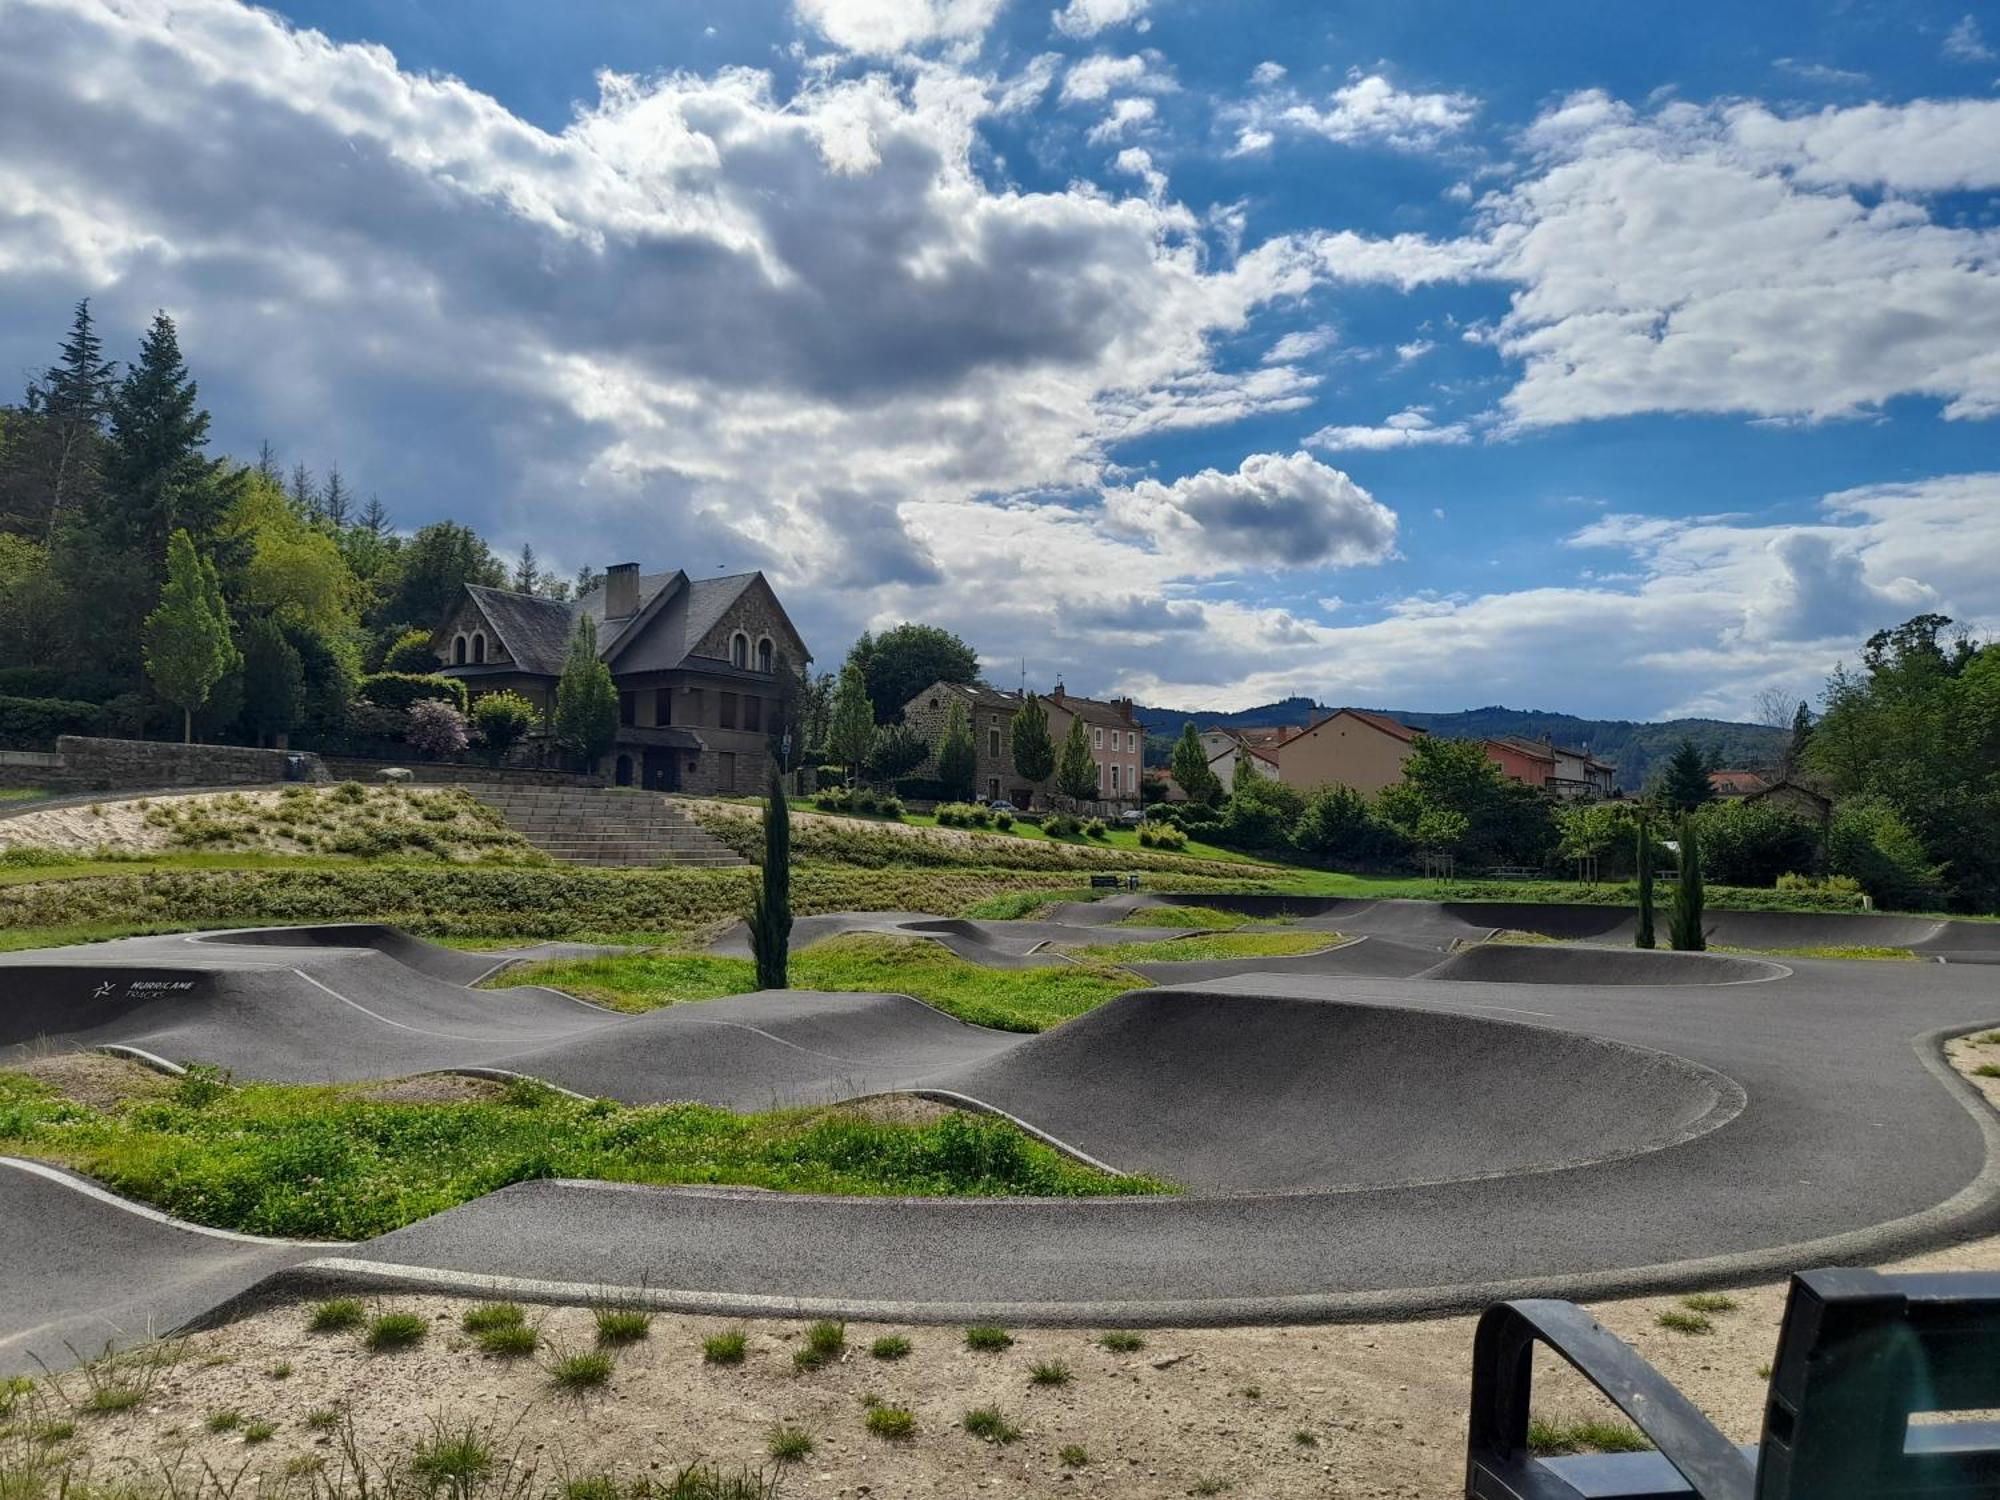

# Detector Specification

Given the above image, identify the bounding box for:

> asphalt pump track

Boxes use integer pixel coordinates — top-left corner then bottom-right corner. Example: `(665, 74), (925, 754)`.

(2, 898), (1997, 1371)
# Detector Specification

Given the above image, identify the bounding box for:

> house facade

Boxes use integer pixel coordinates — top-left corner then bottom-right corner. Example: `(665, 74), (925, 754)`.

(1272, 708), (1423, 795)
(1207, 740), (1281, 787)
(1483, 735), (1616, 798)
(434, 563), (809, 795)
(1484, 737), (1559, 788)
(900, 681), (1144, 809)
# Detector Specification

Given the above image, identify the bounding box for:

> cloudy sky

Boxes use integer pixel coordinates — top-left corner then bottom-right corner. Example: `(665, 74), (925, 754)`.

(2, 0), (1997, 718)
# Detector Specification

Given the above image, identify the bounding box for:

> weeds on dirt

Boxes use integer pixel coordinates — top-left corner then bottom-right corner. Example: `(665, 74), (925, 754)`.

(547, 1348), (615, 1391)
(478, 1325), (540, 1358)
(1099, 1331), (1144, 1353)
(1028, 1361), (1071, 1387)
(868, 1335), (911, 1361)
(766, 1424), (813, 1463)
(1526, 1417), (1653, 1455)
(309, 1299), (365, 1333)
(1679, 1293), (1737, 1314)
(961, 1407), (1021, 1445)
(701, 1330), (747, 1366)
(1656, 1309), (1715, 1335)
(1059, 1444), (1089, 1467)
(462, 1304), (526, 1334)
(962, 1325), (1013, 1352)
(863, 1405), (916, 1440)
(366, 1312), (429, 1351)
(793, 1321), (846, 1371)
(592, 1309), (652, 1347)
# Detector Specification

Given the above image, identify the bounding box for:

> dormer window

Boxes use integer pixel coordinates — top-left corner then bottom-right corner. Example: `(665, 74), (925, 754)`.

(730, 632), (749, 669)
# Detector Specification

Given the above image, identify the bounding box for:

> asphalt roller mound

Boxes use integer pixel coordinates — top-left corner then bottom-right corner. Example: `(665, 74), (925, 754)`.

(1422, 944), (1786, 986)
(928, 990), (1742, 1193)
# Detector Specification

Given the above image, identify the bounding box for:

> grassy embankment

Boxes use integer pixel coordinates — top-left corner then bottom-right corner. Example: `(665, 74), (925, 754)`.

(0, 1065), (1167, 1240)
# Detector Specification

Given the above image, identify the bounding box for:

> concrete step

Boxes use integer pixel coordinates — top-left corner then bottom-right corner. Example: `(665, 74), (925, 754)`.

(471, 786), (744, 867)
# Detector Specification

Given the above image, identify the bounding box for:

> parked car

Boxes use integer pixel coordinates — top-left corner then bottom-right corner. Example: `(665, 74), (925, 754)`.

(1116, 808), (1147, 825)
(987, 799), (1020, 814)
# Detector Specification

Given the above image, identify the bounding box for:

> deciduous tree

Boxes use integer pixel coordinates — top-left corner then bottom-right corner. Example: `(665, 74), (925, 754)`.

(1056, 715), (1098, 809)
(144, 529), (237, 743)
(826, 663), (878, 785)
(553, 614), (618, 771)
(1011, 693), (1055, 790)
(935, 700), (977, 800)
(1170, 723), (1221, 806)
(848, 622), (980, 723)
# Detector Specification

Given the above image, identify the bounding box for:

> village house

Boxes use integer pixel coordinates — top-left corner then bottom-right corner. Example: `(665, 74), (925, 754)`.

(1271, 707), (1424, 795)
(901, 681), (1144, 810)
(434, 563), (809, 794)
(1206, 738), (1281, 787)
(1710, 769), (1772, 798)
(1484, 736), (1559, 789)
(1480, 736), (1618, 798)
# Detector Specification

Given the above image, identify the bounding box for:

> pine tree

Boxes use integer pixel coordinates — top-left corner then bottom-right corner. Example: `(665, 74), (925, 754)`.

(1634, 810), (1656, 949)
(29, 299), (116, 536)
(106, 312), (235, 557)
(254, 440), (281, 483)
(1171, 722), (1220, 805)
(513, 542), (542, 595)
(289, 463), (316, 517)
(553, 614), (618, 771)
(319, 463), (351, 527)
(1669, 814), (1706, 951)
(358, 495), (391, 540)
(239, 614), (304, 747)
(827, 663), (877, 785)
(1010, 692), (1055, 793)
(1781, 701), (1813, 779)
(145, 529), (238, 743)
(1056, 715), (1098, 809)
(935, 699), (976, 800)
(1656, 738), (1717, 813)
(572, 564), (603, 598)
(750, 766), (791, 990)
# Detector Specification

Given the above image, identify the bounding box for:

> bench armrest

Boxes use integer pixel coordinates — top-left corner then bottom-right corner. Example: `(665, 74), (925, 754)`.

(1467, 1300), (1755, 1500)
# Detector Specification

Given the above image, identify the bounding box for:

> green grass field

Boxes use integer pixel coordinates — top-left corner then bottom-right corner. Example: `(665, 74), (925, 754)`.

(495, 933), (1141, 1032)
(1060, 932), (1336, 965)
(0, 1068), (1166, 1238)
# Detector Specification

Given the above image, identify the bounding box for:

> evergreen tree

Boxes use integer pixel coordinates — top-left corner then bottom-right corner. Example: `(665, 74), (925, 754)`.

(29, 299), (116, 536)
(1170, 722), (1221, 805)
(1232, 750), (1259, 795)
(1011, 693), (1055, 791)
(1634, 810), (1656, 949)
(1781, 701), (1813, 779)
(512, 542), (542, 595)
(319, 463), (351, 527)
(358, 494), (391, 540)
(288, 462), (316, 516)
(144, 529), (238, 743)
(1056, 715), (1099, 809)
(239, 614), (304, 747)
(374, 520), (504, 632)
(553, 614), (618, 771)
(866, 722), (928, 783)
(935, 699), (977, 800)
(1669, 814), (1706, 950)
(572, 563), (603, 598)
(827, 663), (878, 783)
(750, 766), (792, 991)
(1655, 738), (1717, 813)
(106, 312), (237, 557)
(254, 440), (280, 483)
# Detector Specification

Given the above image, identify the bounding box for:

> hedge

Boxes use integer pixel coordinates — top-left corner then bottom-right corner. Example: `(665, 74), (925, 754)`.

(0, 694), (104, 748)
(357, 672), (468, 713)
(0, 863), (1276, 940)
(0, 668), (132, 703)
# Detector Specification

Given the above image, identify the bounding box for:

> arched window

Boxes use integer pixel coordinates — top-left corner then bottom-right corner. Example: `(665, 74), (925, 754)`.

(730, 632), (748, 669)
(452, 635), (467, 665)
(756, 636), (774, 673)
(471, 632), (486, 664)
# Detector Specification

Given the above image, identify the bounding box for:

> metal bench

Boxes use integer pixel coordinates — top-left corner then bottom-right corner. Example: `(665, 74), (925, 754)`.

(1088, 873), (1141, 890)
(1465, 1268), (2000, 1499)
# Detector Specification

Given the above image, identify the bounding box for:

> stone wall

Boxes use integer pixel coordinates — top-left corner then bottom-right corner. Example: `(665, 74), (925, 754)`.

(319, 756), (606, 789)
(50, 736), (327, 792)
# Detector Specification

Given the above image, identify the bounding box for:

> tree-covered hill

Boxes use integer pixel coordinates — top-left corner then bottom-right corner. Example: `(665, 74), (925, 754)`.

(1132, 698), (1786, 791)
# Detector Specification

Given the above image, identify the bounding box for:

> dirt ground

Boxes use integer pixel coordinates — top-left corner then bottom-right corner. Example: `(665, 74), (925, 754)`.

(15, 1033), (1998, 1500)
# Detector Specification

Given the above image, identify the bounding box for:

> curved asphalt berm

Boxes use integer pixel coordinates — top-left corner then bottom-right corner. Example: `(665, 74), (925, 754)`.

(0, 905), (1996, 1359)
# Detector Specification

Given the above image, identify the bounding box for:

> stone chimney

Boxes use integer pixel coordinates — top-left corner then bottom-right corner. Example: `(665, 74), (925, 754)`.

(604, 562), (640, 619)
(1115, 697), (1135, 723)
(1049, 683), (1065, 704)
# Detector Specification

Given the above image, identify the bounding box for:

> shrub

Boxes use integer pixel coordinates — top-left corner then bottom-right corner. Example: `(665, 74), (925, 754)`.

(1293, 784), (1404, 863)
(1215, 778), (1306, 851)
(1082, 818), (1108, 839)
(1828, 794), (1946, 910)
(1695, 800), (1821, 886)
(0, 694), (103, 749)
(357, 672), (468, 714)
(470, 691), (538, 763)
(406, 699), (470, 758)
(936, 802), (992, 828)
(992, 809), (1013, 830)
(381, 629), (442, 674)
(1137, 822), (1187, 850)
(1042, 812), (1082, 837)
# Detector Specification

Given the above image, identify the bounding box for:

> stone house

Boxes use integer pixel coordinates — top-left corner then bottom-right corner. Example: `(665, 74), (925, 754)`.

(900, 681), (1145, 810)
(1272, 707), (1424, 795)
(434, 563), (809, 794)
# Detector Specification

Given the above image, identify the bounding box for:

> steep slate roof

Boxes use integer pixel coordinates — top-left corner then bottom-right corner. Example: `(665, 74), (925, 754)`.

(462, 586), (578, 677)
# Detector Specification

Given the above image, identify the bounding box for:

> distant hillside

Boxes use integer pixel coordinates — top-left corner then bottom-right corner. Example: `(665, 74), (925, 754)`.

(1131, 698), (1785, 792)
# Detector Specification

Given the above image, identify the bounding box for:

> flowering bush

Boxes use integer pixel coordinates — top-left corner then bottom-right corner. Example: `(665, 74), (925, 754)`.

(405, 698), (469, 759)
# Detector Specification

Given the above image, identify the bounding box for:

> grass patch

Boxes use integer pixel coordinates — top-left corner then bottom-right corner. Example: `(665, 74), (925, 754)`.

(794, 1321), (846, 1371)
(1063, 932), (1333, 965)
(593, 1308), (652, 1346)
(460, 1303), (525, 1334)
(497, 932), (1142, 1032)
(1028, 1361), (1071, 1387)
(962, 889), (1098, 920)
(1099, 1330), (1145, 1353)
(476, 1323), (539, 1358)
(961, 1407), (1021, 1444)
(1726, 944), (1917, 961)
(1191, 1477), (1234, 1496)
(409, 1424), (493, 1490)
(863, 1405), (916, 1440)
(1680, 1293), (1737, 1313)
(204, 1409), (242, 1433)
(0, 1068), (1163, 1238)
(242, 1420), (276, 1444)
(308, 1298), (364, 1332)
(1110, 904), (1258, 930)
(869, 1335), (911, 1361)
(1656, 1309), (1714, 1335)
(703, 1329), (748, 1366)
(1527, 1417), (1654, 1455)
(766, 1424), (814, 1462)
(364, 1312), (428, 1351)
(1060, 1444), (1089, 1467)
(963, 1325), (1014, 1352)
(81, 1385), (143, 1414)
(547, 1348), (615, 1390)
(1973, 1063), (2000, 1078)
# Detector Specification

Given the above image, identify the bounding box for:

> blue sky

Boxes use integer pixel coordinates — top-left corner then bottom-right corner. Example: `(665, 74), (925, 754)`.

(1, 0), (1996, 718)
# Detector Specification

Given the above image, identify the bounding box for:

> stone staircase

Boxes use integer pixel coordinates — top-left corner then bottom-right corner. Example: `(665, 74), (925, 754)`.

(468, 786), (747, 868)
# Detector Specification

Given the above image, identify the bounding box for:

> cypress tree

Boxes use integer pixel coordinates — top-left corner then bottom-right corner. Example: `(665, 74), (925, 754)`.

(553, 614), (618, 771)
(144, 529), (238, 743)
(750, 766), (791, 990)
(1669, 813), (1706, 950)
(1011, 693), (1055, 792)
(1634, 810), (1656, 949)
